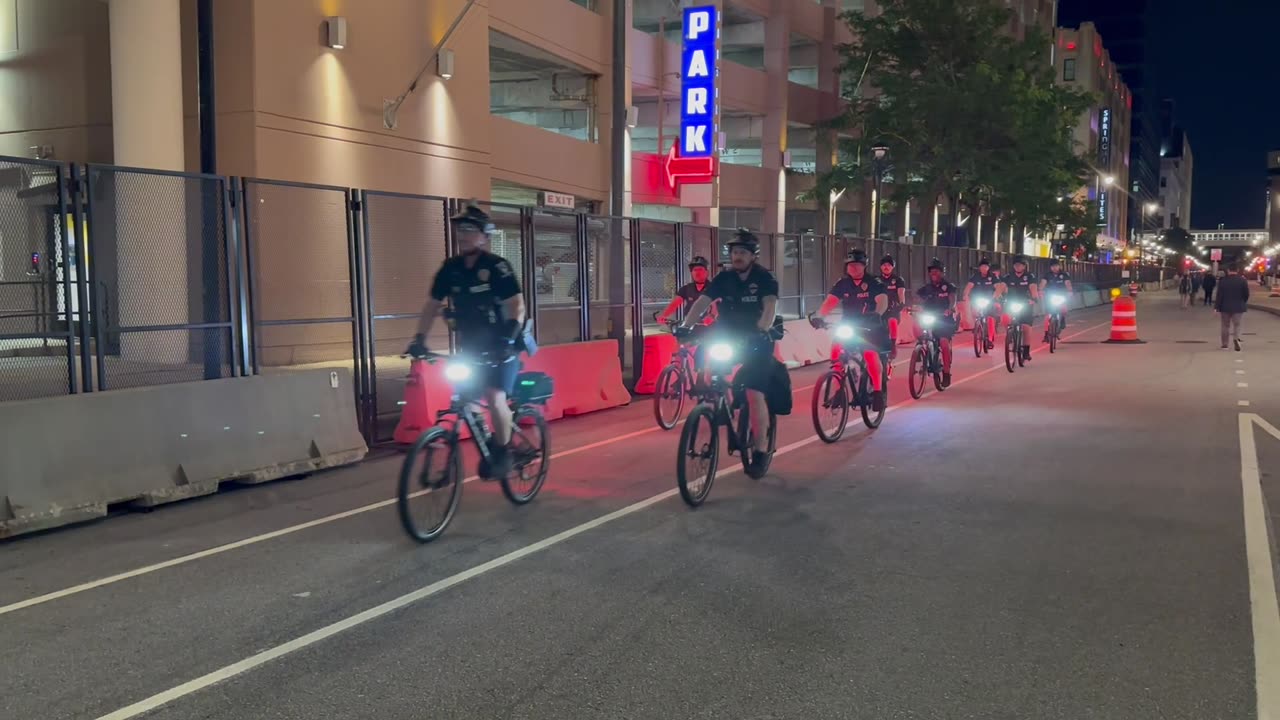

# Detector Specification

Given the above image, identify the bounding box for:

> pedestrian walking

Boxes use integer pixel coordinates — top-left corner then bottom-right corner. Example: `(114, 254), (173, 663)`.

(1214, 263), (1250, 351)
(1202, 271), (1217, 306)
(1178, 272), (1193, 308)
(1191, 271), (1203, 301)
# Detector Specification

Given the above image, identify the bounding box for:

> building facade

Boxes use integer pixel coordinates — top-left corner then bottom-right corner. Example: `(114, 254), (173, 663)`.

(1054, 22), (1132, 249)
(1057, 0), (1157, 244)
(1157, 130), (1193, 233)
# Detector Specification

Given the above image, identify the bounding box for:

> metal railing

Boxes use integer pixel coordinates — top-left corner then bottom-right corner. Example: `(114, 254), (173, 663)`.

(0, 153), (1151, 441)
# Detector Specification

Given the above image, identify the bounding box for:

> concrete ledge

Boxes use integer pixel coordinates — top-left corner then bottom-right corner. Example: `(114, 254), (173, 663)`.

(0, 369), (367, 539)
(1248, 303), (1280, 318)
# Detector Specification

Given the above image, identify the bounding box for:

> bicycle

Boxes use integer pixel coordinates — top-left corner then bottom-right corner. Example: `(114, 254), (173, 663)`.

(908, 310), (948, 399)
(397, 351), (552, 543)
(809, 316), (890, 443)
(675, 326), (781, 507)
(969, 296), (996, 358)
(1003, 300), (1031, 373)
(652, 315), (705, 430)
(1045, 294), (1067, 353)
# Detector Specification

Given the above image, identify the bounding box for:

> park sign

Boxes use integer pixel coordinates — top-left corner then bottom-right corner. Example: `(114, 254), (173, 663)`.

(680, 6), (718, 160)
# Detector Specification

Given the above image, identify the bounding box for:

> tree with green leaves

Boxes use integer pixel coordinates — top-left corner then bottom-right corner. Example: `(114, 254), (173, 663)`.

(810, 0), (1095, 252)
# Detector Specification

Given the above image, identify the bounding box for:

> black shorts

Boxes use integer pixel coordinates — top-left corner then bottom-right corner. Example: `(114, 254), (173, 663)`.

(734, 346), (776, 394)
(929, 317), (959, 339)
(847, 324), (893, 353)
(483, 356), (520, 395)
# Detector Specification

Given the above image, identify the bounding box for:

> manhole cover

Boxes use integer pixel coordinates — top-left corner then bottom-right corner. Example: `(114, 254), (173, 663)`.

(1175, 340), (1209, 344)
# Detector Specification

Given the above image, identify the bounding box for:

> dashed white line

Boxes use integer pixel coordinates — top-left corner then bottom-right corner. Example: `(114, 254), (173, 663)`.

(1236, 370), (1247, 375)
(1239, 383), (1250, 388)
(1240, 401), (1252, 407)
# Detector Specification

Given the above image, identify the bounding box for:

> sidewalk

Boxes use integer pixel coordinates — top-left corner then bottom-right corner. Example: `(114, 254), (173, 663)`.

(1246, 283), (1280, 317)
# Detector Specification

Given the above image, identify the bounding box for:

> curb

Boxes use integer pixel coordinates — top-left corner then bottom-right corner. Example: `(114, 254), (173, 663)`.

(1248, 303), (1280, 319)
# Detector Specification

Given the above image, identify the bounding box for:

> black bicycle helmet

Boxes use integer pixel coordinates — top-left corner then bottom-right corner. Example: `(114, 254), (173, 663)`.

(726, 228), (759, 254)
(689, 255), (710, 269)
(880, 254), (895, 267)
(450, 202), (495, 234)
(1048, 257), (1062, 266)
(847, 249), (870, 266)
(978, 257), (991, 267)
(927, 257), (945, 271)
(1011, 254), (1029, 266)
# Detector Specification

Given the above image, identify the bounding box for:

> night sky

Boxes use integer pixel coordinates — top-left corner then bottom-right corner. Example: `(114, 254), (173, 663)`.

(1147, 0), (1280, 229)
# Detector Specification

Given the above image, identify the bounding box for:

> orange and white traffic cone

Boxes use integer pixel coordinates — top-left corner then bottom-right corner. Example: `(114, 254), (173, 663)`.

(1104, 295), (1144, 344)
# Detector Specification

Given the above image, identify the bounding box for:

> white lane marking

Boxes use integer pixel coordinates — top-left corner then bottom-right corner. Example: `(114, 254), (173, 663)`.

(1241, 383), (1251, 388)
(6, 310), (1114, 618)
(1236, 414), (1280, 720)
(1238, 370), (1247, 375)
(91, 318), (1115, 720)
(1240, 401), (1252, 407)
(1238, 359), (1245, 364)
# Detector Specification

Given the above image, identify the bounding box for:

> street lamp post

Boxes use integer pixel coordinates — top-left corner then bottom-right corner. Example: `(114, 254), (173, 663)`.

(872, 144), (889, 240)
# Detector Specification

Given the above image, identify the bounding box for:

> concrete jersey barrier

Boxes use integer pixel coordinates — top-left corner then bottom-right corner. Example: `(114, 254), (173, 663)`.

(0, 369), (367, 539)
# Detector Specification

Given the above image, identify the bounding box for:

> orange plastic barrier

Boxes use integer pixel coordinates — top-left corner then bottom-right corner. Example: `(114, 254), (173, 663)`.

(956, 301), (974, 331)
(896, 312), (916, 345)
(634, 332), (679, 394)
(1104, 295), (1143, 343)
(523, 339), (631, 417)
(392, 360), (453, 445)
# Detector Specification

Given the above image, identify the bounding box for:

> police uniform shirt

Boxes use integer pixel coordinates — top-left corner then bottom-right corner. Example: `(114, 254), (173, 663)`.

(1045, 270), (1071, 289)
(830, 275), (888, 327)
(879, 272), (908, 310)
(916, 280), (957, 314)
(704, 264), (778, 333)
(676, 282), (708, 311)
(968, 271), (999, 297)
(429, 252), (521, 350)
(1003, 271), (1037, 299)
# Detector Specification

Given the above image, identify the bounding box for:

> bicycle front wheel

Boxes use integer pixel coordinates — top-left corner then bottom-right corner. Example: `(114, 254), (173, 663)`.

(737, 402), (777, 480)
(398, 427), (462, 543)
(812, 370), (850, 443)
(653, 365), (686, 430)
(1004, 329), (1017, 373)
(972, 324), (983, 358)
(1049, 317), (1060, 354)
(908, 345), (927, 399)
(501, 406), (550, 505)
(677, 405), (720, 507)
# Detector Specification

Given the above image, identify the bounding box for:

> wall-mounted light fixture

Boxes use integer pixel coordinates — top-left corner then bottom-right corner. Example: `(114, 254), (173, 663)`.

(437, 48), (455, 80)
(625, 106), (639, 128)
(326, 17), (347, 49)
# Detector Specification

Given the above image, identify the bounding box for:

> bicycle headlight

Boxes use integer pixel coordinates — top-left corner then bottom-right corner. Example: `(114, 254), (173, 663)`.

(1050, 295), (1067, 307)
(1009, 302), (1025, 313)
(444, 362), (473, 382)
(919, 314), (937, 328)
(835, 325), (856, 340)
(707, 343), (734, 363)
(975, 298), (990, 309)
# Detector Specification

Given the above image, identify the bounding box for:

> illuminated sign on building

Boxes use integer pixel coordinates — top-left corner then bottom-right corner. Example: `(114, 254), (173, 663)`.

(1098, 108), (1112, 166)
(1098, 186), (1108, 226)
(680, 6), (718, 160)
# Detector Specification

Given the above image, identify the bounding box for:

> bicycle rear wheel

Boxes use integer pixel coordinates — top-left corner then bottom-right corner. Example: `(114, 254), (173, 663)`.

(1049, 317), (1060, 353)
(908, 345), (927, 399)
(812, 370), (850, 443)
(677, 405), (720, 507)
(972, 324), (983, 358)
(501, 406), (550, 505)
(1004, 330), (1017, 373)
(397, 428), (462, 543)
(653, 365), (686, 430)
(1017, 326), (1027, 367)
(931, 343), (946, 392)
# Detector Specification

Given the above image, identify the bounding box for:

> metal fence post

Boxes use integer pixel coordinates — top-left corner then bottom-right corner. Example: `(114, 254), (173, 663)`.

(628, 217), (644, 385)
(228, 177), (253, 376)
(347, 189), (372, 443)
(575, 212), (590, 343)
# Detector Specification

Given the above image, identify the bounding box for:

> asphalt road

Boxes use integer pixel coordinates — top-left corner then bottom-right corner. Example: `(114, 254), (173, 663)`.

(2, 294), (1276, 720)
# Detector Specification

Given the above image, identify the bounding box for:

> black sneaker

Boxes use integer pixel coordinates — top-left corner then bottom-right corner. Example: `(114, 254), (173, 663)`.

(1042, 332), (1051, 343)
(942, 373), (952, 388)
(1022, 345), (1032, 362)
(1234, 338), (1243, 352)
(871, 391), (886, 412)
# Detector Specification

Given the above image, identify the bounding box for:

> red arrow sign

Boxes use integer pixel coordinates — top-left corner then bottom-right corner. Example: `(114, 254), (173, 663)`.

(664, 142), (716, 191)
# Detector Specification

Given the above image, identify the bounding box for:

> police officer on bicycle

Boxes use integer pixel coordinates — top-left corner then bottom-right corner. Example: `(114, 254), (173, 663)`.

(1001, 255), (1040, 362)
(877, 254), (909, 358)
(657, 256), (717, 326)
(1040, 258), (1073, 340)
(677, 229), (779, 473)
(963, 257), (1002, 340)
(916, 258), (959, 388)
(814, 249), (891, 411)
(408, 203), (527, 479)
